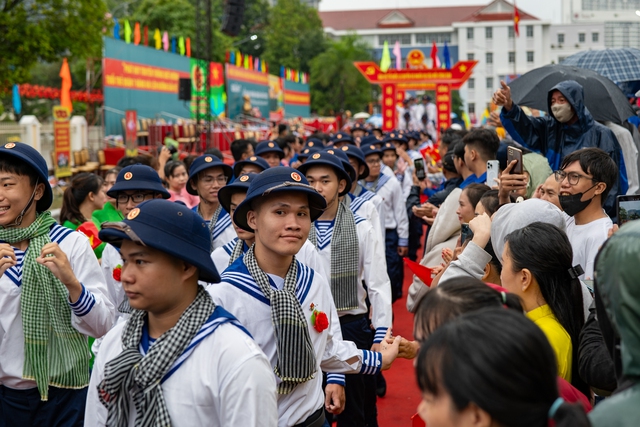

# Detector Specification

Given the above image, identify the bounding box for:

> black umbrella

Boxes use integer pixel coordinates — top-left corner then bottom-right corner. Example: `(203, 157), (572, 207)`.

(508, 64), (635, 125)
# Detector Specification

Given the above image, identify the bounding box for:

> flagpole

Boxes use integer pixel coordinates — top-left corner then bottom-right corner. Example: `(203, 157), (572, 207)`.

(513, 29), (517, 77)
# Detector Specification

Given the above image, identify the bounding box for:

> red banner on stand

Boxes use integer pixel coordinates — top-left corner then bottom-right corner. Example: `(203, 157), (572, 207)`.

(436, 84), (452, 134)
(382, 84), (397, 132)
(53, 106), (72, 178)
(125, 110), (138, 157)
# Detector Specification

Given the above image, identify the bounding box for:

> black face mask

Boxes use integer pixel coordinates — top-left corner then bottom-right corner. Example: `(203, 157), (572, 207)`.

(559, 183), (598, 217)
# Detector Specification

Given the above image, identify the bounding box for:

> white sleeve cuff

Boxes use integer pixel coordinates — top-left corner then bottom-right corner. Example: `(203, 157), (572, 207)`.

(69, 283), (96, 317)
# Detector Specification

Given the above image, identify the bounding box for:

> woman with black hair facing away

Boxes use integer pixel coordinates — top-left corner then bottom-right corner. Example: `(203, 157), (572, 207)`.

(501, 222), (589, 397)
(415, 308), (591, 427)
(60, 172), (107, 259)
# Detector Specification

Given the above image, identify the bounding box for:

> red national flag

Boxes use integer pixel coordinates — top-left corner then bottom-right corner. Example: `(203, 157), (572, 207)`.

(430, 41), (439, 69)
(133, 22), (141, 45)
(77, 222), (102, 250)
(404, 258), (433, 287)
(59, 58), (73, 112)
(514, 2), (521, 37)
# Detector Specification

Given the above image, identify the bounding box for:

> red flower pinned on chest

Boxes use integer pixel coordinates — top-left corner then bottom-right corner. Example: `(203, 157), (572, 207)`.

(113, 264), (122, 282)
(309, 303), (329, 333)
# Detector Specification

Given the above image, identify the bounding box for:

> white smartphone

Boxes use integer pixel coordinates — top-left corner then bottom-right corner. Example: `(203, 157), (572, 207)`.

(486, 160), (500, 187)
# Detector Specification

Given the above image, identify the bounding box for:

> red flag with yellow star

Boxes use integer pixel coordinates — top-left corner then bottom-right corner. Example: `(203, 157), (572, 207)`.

(514, 2), (521, 37)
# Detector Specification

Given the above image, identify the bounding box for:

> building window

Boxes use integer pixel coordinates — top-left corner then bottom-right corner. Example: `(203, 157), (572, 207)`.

(593, 32), (599, 42)
(508, 51), (515, 63)
(527, 51), (534, 62)
(378, 34), (412, 46)
(467, 53), (475, 60)
(486, 77), (494, 89)
(526, 25), (534, 38)
(468, 103), (476, 114)
(486, 52), (493, 64)
(467, 27), (474, 39)
(486, 27), (493, 39)
(415, 33), (452, 44)
(508, 26), (515, 38)
(579, 33), (585, 42)
(558, 33), (565, 44)
(468, 78), (475, 89)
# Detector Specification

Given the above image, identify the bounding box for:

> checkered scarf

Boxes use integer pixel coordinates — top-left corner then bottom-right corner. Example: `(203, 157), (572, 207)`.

(244, 246), (317, 394)
(0, 211), (88, 401)
(97, 286), (215, 427)
(228, 238), (245, 266)
(310, 198), (359, 311)
(198, 204), (222, 251)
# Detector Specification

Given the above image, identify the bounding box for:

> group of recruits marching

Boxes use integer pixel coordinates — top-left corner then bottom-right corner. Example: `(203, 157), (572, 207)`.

(0, 131), (426, 426)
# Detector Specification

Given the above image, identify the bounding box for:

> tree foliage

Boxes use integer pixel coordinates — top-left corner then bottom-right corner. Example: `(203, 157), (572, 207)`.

(262, 0), (326, 72)
(0, 0), (108, 85)
(309, 33), (374, 115)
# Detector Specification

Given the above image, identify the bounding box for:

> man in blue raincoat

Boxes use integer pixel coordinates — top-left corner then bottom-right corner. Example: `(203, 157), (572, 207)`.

(494, 79), (628, 216)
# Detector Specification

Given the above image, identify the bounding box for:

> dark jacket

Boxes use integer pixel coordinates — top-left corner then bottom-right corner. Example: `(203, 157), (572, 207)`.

(500, 80), (628, 216)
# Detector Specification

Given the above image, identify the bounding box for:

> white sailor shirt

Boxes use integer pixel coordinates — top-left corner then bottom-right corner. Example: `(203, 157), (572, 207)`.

(208, 259), (383, 427)
(85, 306), (277, 427)
(361, 173), (410, 247)
(0, 224), (115, 390)
(192, 205), (237, 251)
(347, 192), (385, 242)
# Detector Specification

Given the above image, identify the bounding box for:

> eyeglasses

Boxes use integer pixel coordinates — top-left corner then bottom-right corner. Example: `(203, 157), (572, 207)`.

(200, 175), (228, 186)
(554, 170), (596, 186)
(116, 192), (155, 204)
(366, 158), (381, 166)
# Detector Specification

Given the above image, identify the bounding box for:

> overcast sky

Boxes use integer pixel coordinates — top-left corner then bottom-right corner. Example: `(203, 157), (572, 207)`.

(318, 0), (563, 24)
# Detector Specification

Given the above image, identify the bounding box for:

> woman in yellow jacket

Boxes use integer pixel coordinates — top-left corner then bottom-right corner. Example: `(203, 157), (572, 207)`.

(500, 221), (589, 398)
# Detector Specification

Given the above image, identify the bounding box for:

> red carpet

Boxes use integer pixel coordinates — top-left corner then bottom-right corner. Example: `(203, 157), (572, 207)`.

(376, 262), (422, 426)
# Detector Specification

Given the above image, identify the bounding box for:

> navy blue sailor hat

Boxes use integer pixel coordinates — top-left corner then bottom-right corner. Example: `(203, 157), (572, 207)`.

(339, 144), (369, 180)
(331, 132), (355, 145)
(0, 142), (53, 212)
(360, 143), (383, 158)
(99, 199), (220, 283)
(322, 147), (357, 184)
(107, 164), (170, 199)
(255, 140), (285, 159)
(232, 156), (269, 177)
(217, 173), (257, 214)
(187, 155), (233, 195)
(297, 150), (352, 196)
(233, 167), (327, 232)
(298, 145), (321, 161)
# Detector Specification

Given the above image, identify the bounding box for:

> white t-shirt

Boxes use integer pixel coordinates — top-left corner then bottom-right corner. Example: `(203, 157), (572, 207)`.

(565, 214), (612, 280)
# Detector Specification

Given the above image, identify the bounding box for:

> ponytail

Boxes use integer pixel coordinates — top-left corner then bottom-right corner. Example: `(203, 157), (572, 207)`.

(59, 173), (104, 225)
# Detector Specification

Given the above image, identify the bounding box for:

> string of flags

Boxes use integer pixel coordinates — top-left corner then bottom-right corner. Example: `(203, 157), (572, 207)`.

(113, 19), (191, 57)
(280, 66), (308, 84)
(225, 50), (269, 74)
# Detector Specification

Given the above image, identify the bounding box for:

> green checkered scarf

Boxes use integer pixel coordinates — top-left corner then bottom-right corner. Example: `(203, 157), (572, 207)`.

(0, 212), (89, 401)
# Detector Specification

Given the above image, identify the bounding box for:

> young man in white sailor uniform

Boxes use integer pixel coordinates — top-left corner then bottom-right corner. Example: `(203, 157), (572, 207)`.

(207, 167), (401, 427)
(359, 144), (409, 303)
(211, 173), (328, 279)
(0, 142), (115, 426)
(100, 164), (171, 324)
(298, 152), (392, 426)
(255, 140), (285, 168)
(187, 154), (236, 250)
(86, 199), (276, 426)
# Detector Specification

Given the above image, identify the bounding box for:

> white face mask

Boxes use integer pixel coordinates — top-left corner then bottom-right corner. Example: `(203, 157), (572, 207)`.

(551, 103), (575, 123)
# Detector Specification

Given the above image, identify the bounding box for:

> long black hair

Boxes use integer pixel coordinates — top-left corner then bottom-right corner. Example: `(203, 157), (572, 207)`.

(60, 172), (104, 225)
(416, 309), (590, 427)
(414, 277), (521, 340)
(462, 183), (491, 210)
(504, 222), (587, 396)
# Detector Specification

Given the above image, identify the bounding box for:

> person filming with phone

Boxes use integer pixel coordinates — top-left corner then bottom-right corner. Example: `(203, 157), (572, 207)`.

(461, 129), (501, 185)
(493, 80), (627, 217)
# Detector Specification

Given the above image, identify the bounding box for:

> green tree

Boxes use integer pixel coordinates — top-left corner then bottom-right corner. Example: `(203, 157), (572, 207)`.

(0, 0), (108, 85)
(262, 0), (326, 72)
(309, 33), (374, 115)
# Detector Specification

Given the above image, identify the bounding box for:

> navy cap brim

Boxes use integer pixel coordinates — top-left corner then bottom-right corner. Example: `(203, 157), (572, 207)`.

(218, 182), (250, 214)
(100, 222), (220, 283)
(107, 181), (170, 199)
(187, 161), (233, 196)
(297, 157), (352, 197)
(233, 186), (326, 233)
(0, 144), (52, 212)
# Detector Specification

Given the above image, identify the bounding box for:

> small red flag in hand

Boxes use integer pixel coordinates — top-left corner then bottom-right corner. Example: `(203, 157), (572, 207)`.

(404, 258), (433, 287)
(77, 221), (102, 250)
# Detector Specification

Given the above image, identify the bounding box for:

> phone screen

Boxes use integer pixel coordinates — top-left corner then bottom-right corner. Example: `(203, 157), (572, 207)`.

(461, 223), (474, 245)
(414, 158), (426, 180)
(617, 196), (640, 225)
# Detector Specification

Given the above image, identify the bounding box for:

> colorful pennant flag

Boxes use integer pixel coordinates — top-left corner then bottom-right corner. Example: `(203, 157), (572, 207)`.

(171, 37), (176, 53)
(380, 41), (391, 73)
(236, 52), (242, 67)
(162, 31), (169, 51)
(514, 1), (521, 37)
(393, 41), (401, 69)
(124, 20), (132, 44)
(59, 58), (73, 112)
(113, 18), (120, 40)
(154, 29), (161, 49)
(186, 38), (191, 57)
(443, 41), (451, 70)
(430, 41), (440, 69)
(179, 37), (185, 55)
(143, 26), (149, 46)
(243, 54), (249, 69)
(134, 22), (141, 45)
(12, 84), (21, 115)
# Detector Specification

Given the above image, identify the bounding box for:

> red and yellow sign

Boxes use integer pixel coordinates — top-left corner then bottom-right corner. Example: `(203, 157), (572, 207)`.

(436, 84), (452, 132)
(103, 58), (189, 93)
(53, 106), (72, 178)
(406, 50), (426, 69)
(381, 84), (397, 132)
(284, 89), (310, 106)
(354, 61), (477, 85)
(226, 64), (269, 86)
